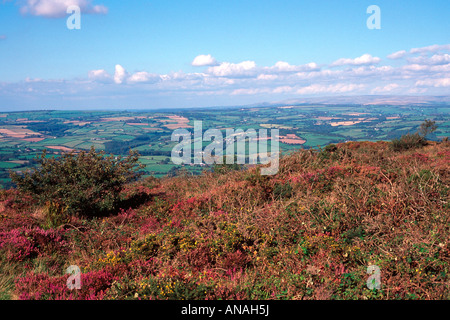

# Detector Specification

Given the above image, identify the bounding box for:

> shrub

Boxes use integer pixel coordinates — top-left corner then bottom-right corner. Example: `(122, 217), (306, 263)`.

(16, 268), (118, 300)
(42, 201), (70, 229)
(390, 132), (427, 151)
(10, 147), (145, 217)
(273, 182), (293, 200)
(0, 226), (66, 261)
(212, 155), (243, 174)
(390, 120), (437, 151)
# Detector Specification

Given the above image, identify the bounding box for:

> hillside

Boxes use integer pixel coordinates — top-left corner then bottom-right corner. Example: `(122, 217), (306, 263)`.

(0, 140), (449, 300)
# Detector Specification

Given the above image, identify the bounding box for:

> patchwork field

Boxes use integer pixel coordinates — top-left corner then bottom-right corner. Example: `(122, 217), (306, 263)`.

(0, 103), (448, 188)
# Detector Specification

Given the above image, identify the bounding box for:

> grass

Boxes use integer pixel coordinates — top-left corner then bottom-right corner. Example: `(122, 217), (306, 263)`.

(0, 162), (22, 169)
(300, 132), (344, 147)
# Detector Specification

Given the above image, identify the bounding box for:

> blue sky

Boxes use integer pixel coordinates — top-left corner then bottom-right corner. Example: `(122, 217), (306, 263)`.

(0, 0), (449, 110)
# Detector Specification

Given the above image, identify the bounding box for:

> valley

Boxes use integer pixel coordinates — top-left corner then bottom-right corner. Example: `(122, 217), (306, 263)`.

(0, 103), (448, 188)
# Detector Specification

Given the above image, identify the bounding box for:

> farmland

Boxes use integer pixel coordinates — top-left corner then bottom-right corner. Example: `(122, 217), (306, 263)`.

(0, 103), (448, 188)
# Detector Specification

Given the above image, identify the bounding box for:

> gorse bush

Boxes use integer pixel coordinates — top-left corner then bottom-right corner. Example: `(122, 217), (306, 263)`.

(212, 155), (243, 174)
(10, 147), (145, 217)
(390, 120), (437, 151)
(390, 132), (427, 151)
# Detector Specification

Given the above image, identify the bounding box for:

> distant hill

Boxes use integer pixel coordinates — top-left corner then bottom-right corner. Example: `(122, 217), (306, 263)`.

(252, 95), (450, 108)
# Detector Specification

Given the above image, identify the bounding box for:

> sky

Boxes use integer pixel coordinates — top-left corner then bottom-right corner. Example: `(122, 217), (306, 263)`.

(0, 0), (449, 111)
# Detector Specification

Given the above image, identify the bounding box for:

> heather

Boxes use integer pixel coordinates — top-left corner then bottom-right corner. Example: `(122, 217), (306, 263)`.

(0, 140), (449, 300)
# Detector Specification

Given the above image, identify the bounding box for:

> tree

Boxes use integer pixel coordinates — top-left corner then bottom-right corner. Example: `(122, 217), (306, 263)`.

(418, 120), (437, 138)
(10, 146), (145, 217)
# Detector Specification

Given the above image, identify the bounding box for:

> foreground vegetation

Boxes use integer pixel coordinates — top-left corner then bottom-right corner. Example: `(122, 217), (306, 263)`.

(0, 139), (449, 300)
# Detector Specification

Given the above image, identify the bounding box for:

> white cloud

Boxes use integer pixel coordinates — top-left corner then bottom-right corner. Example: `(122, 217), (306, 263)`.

(296, 83), (365, 95)
(387, 50), (406, 60)
(410, 44), (450, 54)
(207, 60), (257, 77)
(430, 63), (450, 72)
(350, 65), (393, 76)
(402, 64), (429, 72)
(268, 61), (319, 73)
(272, 86), (294, 94)
(295, 69), (342, 80)
(408, 53), (450, 65)
(303, 62), (319, 71)
(113, 64), (127, 84)
(127, 71), (161, 84)
(330, 54), (381, 67)
(371, 83), (399, 93)
(88, 69), (112, 83)
(231, 88), (269, 95)
(191, 54), (219, 67)
(257, 74), (278, 81)
(408, 87), (428, 94)
(273, 61), (295, 71)
(25, 77), (44, 83)
(19, 0), (108, 18)
(93, 65), (161, 85)
(416, 78), (450, 87)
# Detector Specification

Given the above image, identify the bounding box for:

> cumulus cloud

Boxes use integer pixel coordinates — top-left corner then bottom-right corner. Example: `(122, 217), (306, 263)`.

(330, 54), (381, 67)
(19, 0), (108, 18)
(272, 86), (294, 94)
(267, 61), (319, 73)
(387, 50), (406, 60)
(296, 83), (365, 95)
(191, 54), (219, 67)
(207, 60), (257, 77)
(257, 74), (278, 81)
(89, 66), (162, 85)
(416, 78), (450, 87)
(231, 88), (270, 95)
(371, 83), (400, 93)
(88, 69), (112, 83)
(25, 77), (44, 83)
(408, 53), (450, 65)
(113, 64), (127, 84)
(408, 87), (428, 94)
(273, 61), (295, 72)
(127, 71), (161, 84)
(204, 60), (320, 79)
(402, 64), (429, 72)
(230, 86), (296, 96)
(410, 44), (450, 54)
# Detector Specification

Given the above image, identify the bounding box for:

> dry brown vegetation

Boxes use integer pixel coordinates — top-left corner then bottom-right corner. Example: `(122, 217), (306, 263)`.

(0, 140), (448, 300)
